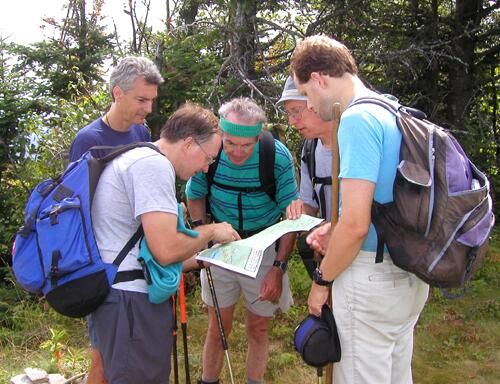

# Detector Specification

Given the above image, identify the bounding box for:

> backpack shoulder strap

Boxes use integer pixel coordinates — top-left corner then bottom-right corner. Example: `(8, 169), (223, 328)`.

(302, 138), (318, 183)
(97, 142), (161, 164)
(351, 96), (427, 120)
(350, 96), (399, 115)
(206, 144), (224, 190)
(259, 130), (277, 202)
(87, 142), (162, 204)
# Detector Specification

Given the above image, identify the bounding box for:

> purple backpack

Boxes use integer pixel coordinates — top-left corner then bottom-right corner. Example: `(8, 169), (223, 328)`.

(352, 97), (495, 291)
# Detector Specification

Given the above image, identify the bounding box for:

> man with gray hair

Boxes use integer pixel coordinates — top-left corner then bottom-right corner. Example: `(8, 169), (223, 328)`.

(68, 56), (163, 162)
(278, 75), (334, 278)
(186, 97), (298, 384)
(67, 56), (163, 384)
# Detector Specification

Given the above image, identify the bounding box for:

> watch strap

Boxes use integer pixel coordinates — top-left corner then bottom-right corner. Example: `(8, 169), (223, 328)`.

(273, 260), (288, 273)
(313, 267), (334, 286)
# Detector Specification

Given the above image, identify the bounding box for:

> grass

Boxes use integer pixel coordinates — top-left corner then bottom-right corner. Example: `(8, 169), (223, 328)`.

(1, 230), (499, 383)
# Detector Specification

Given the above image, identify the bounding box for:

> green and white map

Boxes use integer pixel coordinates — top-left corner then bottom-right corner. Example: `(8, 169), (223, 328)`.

(196, 214), (324, 278)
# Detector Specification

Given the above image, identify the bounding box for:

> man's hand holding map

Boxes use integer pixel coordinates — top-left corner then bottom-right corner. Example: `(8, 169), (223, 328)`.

(196, 214), (324, 277)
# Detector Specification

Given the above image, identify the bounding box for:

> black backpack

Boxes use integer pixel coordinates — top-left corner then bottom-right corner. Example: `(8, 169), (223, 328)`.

(301, 138), (331, 220)
(351, 96), (495, 291)
(205, 130), (277, 236)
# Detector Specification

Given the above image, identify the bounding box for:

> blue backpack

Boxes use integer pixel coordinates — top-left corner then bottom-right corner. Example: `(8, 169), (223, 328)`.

(12, 142), (158, 318)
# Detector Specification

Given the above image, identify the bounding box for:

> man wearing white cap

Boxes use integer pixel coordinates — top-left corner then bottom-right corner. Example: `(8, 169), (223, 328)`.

(186, 97), (298, 384)
(279, 76), (334, 277)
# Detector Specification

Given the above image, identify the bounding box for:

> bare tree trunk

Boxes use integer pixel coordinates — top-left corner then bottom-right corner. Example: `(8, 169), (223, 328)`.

(447, 0), (481, 130)
(77, 0), (87, 73)
(231, 0), (257, 80)
(128, 0), (138, 52)
(180, 0), (202, 34)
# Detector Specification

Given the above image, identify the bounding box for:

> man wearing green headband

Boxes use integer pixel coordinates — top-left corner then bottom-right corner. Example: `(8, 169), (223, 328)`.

(186, 97), (298, 384)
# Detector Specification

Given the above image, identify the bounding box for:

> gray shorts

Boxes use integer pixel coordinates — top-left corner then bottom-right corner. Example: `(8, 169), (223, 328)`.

(201, 243), (293, 317)
(91, 289), (173, 384)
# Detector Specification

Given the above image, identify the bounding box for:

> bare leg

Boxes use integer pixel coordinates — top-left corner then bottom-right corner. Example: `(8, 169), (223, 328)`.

(201, 305), (236, 381)
(245, 310), (272, 381)
(86, 348), (107, 384)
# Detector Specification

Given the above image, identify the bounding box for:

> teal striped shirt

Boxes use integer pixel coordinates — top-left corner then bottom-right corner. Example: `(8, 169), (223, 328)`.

(185, 140), (298, 232)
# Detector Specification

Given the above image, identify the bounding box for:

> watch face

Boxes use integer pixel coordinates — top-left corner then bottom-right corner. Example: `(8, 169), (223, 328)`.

(313, 267), (331, 286)
(313, 267), (321, 282)
(273, 260), (287, 272)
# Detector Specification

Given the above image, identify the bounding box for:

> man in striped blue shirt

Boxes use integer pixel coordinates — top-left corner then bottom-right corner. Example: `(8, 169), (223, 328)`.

(186, 97), (298, 384)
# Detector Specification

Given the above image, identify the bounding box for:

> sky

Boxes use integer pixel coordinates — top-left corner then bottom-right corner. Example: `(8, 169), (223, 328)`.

(0, 0), (167, 45)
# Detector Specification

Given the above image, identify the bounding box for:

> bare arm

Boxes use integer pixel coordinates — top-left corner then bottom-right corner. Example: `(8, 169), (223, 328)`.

(259, 230), (296, 302)
(186, 197), (208, 223)
(141, 211), (239, 266)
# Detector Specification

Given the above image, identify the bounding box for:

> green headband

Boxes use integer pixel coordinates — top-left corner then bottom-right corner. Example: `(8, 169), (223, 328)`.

(219, 117), (263, 137)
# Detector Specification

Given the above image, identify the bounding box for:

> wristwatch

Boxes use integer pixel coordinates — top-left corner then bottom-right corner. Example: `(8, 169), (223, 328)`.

(312, 267), (334, 286)
(273, 260), (288, 273)
(191, 219), (203, 228)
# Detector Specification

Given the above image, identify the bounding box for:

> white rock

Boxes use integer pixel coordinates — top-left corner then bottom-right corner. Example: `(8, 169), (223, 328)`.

(10, 374), (35, 384)
(24, 368), (49, 383)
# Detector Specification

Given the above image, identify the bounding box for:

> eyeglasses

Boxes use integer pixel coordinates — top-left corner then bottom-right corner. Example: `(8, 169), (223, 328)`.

(285, 106), (307, 121)
(194, 138), (216, 166)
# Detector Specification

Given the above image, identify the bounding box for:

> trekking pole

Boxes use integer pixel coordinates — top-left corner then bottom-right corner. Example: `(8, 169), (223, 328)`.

(172, 294), (179, 384)
(325, 102), (342, 384)
(317, 367), (323, 384)
(179, 273), (191, 384)
(205, 266), (235, 384)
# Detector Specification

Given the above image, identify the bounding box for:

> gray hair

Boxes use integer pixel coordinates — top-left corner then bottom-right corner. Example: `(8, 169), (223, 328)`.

(218, 97), (267, 125)
(109, 56), (164, 100)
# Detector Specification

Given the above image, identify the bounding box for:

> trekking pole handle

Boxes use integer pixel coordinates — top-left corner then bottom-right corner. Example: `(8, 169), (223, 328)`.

(179, 273), (187, 324)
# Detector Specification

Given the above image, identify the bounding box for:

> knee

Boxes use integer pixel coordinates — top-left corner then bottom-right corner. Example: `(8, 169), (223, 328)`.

(246, 322), (268, 343)
(207, 321), (231, 343)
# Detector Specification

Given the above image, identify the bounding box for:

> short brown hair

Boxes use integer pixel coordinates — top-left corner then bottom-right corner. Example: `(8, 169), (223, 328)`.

(291, 35), (358, 84)
(160, 102), (220, 143)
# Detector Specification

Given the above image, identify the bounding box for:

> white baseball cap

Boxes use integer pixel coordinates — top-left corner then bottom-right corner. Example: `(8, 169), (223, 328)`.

(276, 76), (308, 106)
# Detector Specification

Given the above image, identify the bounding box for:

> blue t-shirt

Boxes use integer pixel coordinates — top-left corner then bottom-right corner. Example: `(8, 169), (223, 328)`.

(338, 95), (402, 252)
(185, 140), (298, 232)
(68, 117), (151, 162)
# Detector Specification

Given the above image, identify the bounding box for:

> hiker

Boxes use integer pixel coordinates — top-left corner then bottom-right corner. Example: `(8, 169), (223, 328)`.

(89, 102), (240, 383)
(185, 97), (298, 384)
(278, 75), (333, 279)
(290, 35), (429, 383)
(68, 56), (161, 162)
(67, 56), (163, 384)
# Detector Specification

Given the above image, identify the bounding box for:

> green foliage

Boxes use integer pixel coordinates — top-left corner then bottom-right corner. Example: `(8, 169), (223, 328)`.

(0, 2), (498, 379)
(0, 90), (110, 260)
(11, 1), (113, 99)
(40, 328), (67, 365)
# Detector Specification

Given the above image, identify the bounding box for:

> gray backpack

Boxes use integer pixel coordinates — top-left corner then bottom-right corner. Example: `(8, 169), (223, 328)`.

(352, 97), (495, 291)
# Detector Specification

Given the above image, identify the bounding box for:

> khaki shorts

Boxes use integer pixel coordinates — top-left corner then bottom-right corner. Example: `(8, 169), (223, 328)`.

(200, 242), (293, 317)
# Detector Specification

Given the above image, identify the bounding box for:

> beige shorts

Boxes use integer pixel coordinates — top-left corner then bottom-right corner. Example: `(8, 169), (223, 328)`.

(200, 243), (293, 317)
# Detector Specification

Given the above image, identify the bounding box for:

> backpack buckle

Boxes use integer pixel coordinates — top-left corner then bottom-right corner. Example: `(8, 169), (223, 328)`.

(49, 205), (61, 225)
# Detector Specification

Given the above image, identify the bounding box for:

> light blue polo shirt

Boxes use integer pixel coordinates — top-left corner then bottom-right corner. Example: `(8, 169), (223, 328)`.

(338, 95), (402, 252)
